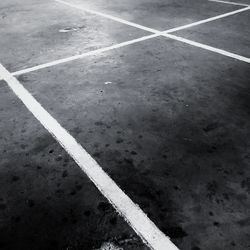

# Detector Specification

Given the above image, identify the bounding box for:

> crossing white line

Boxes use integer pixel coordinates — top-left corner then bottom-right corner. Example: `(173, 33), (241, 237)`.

(0, 63), (179, 250)
(1, 0), (248, 82)
(1, 0), (246, 81)
(0, 0), (248, 83)
(208, 0), (249, 7)
(55, 0), (250, 35)
(54, 0), (250, 63)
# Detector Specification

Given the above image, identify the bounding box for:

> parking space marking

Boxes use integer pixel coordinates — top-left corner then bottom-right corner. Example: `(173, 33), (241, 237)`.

(208, 0), (249, 7)
(3, 0), (248, 80)
(55, 0), (250, 63)
(0, 0), (248, 81)
(2, 0), (250, 248)
(0, 63), (179, 250)
(56, 0), (250, 35)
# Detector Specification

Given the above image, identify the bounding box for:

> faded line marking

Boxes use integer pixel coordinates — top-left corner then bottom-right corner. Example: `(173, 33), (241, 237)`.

(163, 33), (250, 63)
(0, 63), (179, 250)
(208, 0), (249, 7)
(163, 6), (250, 33)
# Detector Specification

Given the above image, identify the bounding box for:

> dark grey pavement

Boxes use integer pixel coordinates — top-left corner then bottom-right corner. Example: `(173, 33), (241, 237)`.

(0, 82), (148, 250)
(16, 36), (250, 250)
(0, 0), (250, 250)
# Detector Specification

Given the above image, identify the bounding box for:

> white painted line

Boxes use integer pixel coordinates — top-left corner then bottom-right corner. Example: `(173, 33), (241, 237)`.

(0, 63), (179, 250)
(55, 0), (159, 33)
(53, 0), (250, 63)
(55, 0), (250, 35)
(0, 0), (248, 81)
(208, 0), (249, 7)
(163, 33), (250, 63)
(11, 33), (160, 77)
(163, 6), (250, 33)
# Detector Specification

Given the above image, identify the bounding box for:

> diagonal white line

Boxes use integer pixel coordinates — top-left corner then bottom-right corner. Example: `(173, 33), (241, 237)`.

(10, 33), (161, 77)
(55, 0), (159, 33)
(163, 33), (250, 63)
(208, 0), (249, 7)
(162, 6), (250, 33)
(0, 62), (179, 250)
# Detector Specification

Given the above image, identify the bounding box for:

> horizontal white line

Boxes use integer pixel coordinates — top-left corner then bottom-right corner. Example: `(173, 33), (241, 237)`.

(163, 6), (250, 33)
(163, 33), (250, 63)
(208, 0), (249, 7)
(0, 63), (179, 250)
(11, 33), (160, 77)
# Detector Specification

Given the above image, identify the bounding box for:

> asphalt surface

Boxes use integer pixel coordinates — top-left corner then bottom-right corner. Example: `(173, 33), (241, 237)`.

(0, 0), (250, 250)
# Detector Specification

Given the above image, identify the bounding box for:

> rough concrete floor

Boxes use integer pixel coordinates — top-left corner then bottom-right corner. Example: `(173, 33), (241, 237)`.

(0, 0), (250, 250)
